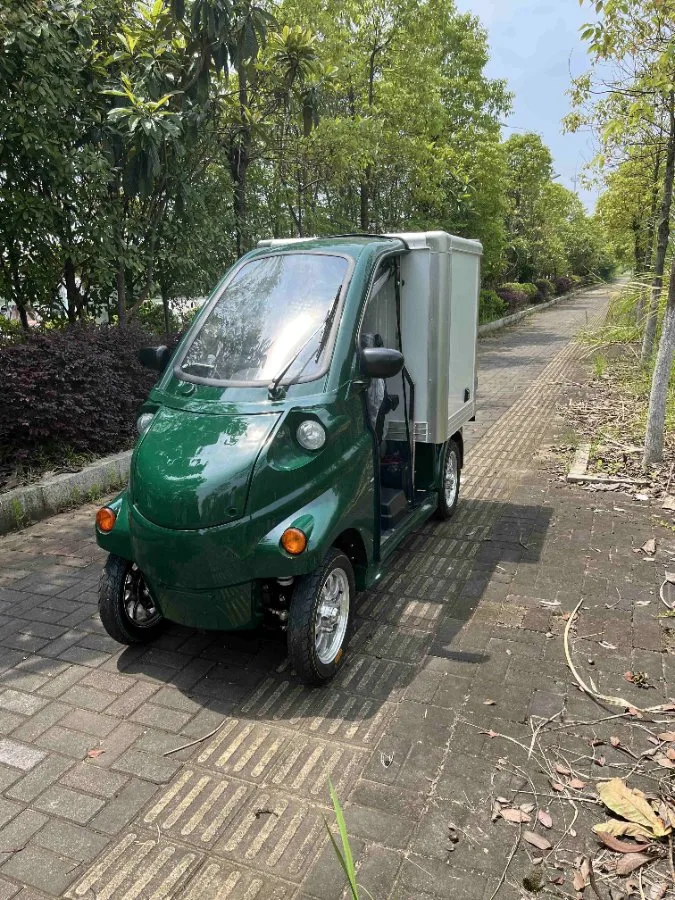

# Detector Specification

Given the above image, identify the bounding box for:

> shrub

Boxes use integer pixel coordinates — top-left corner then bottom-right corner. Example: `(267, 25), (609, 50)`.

(499, 281), (540, 303)
(496, 286), (529, 311)
(535, 279), (553, 300)
(0, 323), (158, 470)
(135, 301), (180, 336)
(554, 276), (574, 296)
(0, 317), (27, 347)
(479, 290), (508, 324)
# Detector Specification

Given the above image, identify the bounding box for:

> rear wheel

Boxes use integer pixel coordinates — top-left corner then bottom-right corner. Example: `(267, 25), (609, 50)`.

(287, 549), (354, 685)
(435, 438), (461, 520)
(98, 554), (164, 645)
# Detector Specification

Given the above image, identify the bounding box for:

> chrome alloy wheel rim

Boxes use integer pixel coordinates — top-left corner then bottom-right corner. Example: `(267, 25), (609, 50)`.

(314, 568), (350, 664)
(444, 448), (459, 507)
(123, 565), (161, 628)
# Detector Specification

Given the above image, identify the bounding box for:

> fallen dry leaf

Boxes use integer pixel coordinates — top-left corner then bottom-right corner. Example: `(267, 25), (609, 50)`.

(569, 778), (587, 790)
(642, 538), (657, 555)
(599, 640), (618, 650)
(483, 699), (495, 706)
(500, 808), (531, 824)
(658, 731), (675, 742)
(482, 730), (499, 739)
(597, 779), (670, 838)
(523, 831), (552, 851)
(615, 852), (653, 876)
(550, 781), (565, 792)
(659, 801), (675, 830)
(655, 755), (675, 769)
(549, 875), (565, 886)
(610, 736), (620, 747)
(538, 810), (553, 829)
(519, 803), (535, 814)
(86, 748), (105, 758)
(595, 832), (651, 853)
(593, 820), (653, 840)
(594, 756), (606, 767)
(662, 496), (675, 511)
(649, 881), (668, 900)
(554, 763), (571, 776)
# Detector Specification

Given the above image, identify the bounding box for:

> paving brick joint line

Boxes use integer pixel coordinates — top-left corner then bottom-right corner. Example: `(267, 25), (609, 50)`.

(0, 287), (630, 899)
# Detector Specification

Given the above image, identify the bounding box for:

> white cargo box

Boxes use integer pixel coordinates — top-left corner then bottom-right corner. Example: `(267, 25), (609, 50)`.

(384, 231), (481, 444)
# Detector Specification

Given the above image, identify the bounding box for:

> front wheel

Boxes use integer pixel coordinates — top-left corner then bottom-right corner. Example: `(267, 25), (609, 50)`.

(287, 549), (355, 685)
(98, 554), (164, 645)
(435, 438), (461, 520)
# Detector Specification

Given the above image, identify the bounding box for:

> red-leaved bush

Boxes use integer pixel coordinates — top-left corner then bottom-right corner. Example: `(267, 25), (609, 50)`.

(554, 276), (574, 296)
(0, 324), (159, 469)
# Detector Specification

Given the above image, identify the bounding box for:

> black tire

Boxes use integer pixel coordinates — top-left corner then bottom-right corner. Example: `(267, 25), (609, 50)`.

(287, 549), (355, 686)
(98, 554), (164, 645)
(435, 438), (461, 521)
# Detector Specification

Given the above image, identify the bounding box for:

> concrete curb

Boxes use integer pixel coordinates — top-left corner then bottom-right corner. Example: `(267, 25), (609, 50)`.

(477, 285), (593, 337)
(0, 451), (132, 535)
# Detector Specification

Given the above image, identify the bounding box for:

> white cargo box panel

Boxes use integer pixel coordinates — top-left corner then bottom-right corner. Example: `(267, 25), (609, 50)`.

(382, 232), (481, 445)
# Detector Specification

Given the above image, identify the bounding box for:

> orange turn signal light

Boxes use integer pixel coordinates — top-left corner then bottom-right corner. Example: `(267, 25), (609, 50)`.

(281, 527), (307, 555)
(96, 507), (117, 533)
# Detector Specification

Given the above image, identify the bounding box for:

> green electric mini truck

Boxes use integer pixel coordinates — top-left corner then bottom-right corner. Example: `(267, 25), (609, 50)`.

(95, 232), (481, 684)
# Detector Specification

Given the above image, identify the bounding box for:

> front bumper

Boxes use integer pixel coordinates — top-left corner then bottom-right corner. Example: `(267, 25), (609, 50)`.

(95, 485), (357, 631)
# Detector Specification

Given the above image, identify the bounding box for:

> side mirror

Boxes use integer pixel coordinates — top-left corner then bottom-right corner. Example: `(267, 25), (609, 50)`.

(138, 345), (171, 372)
(360, 347), (404, 379)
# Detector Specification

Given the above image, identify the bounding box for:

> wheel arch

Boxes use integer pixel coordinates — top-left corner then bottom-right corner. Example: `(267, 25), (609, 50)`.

(332, 528), (368, 590)
(452, 430), (464, 469)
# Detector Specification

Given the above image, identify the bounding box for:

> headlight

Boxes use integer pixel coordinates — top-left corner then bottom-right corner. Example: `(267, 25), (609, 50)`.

(136, 412), (155, 436)
(296, 420), (326, 451)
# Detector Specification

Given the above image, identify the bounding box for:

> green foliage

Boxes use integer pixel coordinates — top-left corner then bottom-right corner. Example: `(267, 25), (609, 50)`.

(500, 282), (538, 301)
(135, 302), (180, 336)
(0, 317), (27, 346)
(479, 289), (508, 324)
(0, 0), (609, 337)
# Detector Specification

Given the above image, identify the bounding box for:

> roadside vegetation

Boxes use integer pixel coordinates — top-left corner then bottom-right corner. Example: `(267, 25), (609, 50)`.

(567, 0), (675, 469)
(570, 280), (675, 502)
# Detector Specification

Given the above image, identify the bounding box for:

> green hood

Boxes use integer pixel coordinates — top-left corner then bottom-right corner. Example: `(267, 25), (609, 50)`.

(131, 407), (279, 530)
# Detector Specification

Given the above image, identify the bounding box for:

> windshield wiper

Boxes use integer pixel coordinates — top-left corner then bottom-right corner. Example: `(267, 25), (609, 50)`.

(267, 287), (342, 401)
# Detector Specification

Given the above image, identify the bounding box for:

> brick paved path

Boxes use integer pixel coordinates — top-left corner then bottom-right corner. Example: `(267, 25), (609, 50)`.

(1, 284), (667, 899)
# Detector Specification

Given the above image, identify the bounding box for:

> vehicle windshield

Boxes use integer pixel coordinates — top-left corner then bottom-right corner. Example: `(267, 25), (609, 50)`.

(178, 253), (349, 385)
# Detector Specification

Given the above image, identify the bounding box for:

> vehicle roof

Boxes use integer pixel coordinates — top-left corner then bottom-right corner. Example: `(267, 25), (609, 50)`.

(249, 235), (406, 263)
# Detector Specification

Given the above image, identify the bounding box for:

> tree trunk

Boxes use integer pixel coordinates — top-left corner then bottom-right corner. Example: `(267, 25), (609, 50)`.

(641, 98), (675, 363)
(116, 260), (126, 326)
(15, 302), (28, 330)
(644, 149), (662, 273)
(360, 167), (371, 231)
(230, 64), (251, 257)
(161, 284), (171, 339)
(637, 150), (663, 324)
(644, 255), (675, 466)
(64, 256), (81, 323)
(632, 216), (644, 276)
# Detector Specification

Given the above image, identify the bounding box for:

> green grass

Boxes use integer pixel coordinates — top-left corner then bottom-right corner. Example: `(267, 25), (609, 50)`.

(575, 277), (675, 462)
(324, 781), (373, 900)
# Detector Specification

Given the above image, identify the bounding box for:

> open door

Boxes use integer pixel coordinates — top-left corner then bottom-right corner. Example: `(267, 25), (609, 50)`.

(360, 257), (415, 535)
